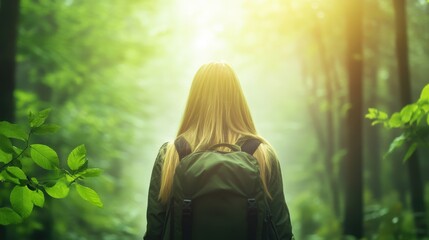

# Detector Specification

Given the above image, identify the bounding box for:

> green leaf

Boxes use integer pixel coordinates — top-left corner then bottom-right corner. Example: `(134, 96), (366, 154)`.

(75, 184), (103, 207)
(0, 149), (13, 164)
(30, 144), (59, 170)
(371, 120), (383, 126)
(421, 102), (429, 113)
(388, 113), (403, 128)
(45, 179), (69, 199)
(366, 108), (389, 120)
(12, 146), (22, 155)
(427, 114), (429, 126)
(6, 166), (27, 180)
(0, 135), (14, 164)
(79, 168), (103, 178)
(0, 207), (22, 225)
(365, 108), (378, 119)
(31, 177), (39, 184)
(418, 84), (429, 101)
(32, 124), (60, 135)
(67, 145), (87, 171)
(403, 143), (418, 162)
(1, 166), (27, 184)
(0, 122), (27, 141)
(10, 186), (34, 218)
(77, 160), (88, 172)
(0, 171), (20, 184)
(400, 104), (417, 123)
(0, 135), (13, 149)
(31, 189), (44, 207)
(29, 108), (51, 128)
(380, 111), (388, 119)
(65, 174), (75, 183)
(410, 108), (424, 125)
(385, 135), (406, 158)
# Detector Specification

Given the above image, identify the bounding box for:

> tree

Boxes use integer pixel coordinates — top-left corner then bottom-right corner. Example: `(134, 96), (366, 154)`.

(364, 0), (383, 201)
(0, 1), (20, 238)
(392, 0), (428, 237)
(343, 0), (364, 238)
(0, 0), (20, 122)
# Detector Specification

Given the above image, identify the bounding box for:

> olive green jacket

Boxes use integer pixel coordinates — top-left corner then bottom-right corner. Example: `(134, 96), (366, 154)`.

(143, 142), (294, 240)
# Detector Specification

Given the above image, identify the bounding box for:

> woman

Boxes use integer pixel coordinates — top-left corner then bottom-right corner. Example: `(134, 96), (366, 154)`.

(144, 62), (293, 240)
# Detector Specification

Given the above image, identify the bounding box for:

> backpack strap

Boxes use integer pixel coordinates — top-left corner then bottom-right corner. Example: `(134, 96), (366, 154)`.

(182, 199), (192, 240)
(240, 138), (262, 156)
(241, 138), (262, 239)
(174, 136), (192, 161)
(247, 198), (258, 240)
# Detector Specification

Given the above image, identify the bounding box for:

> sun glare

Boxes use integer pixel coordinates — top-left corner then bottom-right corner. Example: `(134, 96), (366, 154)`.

(173, 0), (246, 63)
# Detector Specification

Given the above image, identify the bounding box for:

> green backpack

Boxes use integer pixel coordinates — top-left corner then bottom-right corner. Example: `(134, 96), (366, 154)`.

(162, 137), (280, 240)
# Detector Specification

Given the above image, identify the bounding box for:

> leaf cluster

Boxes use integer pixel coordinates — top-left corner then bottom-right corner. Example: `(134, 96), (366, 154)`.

(365, 84), (429, 161)
(0, 109), (103, 225)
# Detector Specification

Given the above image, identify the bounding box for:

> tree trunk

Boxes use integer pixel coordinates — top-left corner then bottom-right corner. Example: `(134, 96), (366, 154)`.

(365, 1), (382, 199)
(0, 1), (20, 239)
(343, 0), (364, 238)
(366, 72), (382, 200)
(0, 0), (20, 123)
(392, 0), (428, 237)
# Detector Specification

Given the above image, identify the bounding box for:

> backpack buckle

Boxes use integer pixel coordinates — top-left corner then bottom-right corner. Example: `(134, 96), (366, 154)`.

(247, 198), (257, 210)
(182, 199), (192, 216)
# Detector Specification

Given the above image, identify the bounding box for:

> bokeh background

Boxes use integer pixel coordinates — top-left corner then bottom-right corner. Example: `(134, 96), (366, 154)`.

(1, 0), (429, 239)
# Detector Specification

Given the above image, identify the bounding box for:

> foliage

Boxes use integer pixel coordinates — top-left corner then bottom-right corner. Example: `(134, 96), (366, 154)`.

(364, 201), (417, 240)
(7, 0), (429, 239)
(292, 192), (342, 239)
(0, 109), (102, 225)
(13, 0), (158, 238)
(366, 84), (429, 161)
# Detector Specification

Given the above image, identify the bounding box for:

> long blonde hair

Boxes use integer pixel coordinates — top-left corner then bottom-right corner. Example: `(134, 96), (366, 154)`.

(159, 62), (277, 204)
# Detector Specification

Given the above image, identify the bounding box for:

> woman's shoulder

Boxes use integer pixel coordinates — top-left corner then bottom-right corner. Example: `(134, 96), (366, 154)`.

(159, 141), (169, 151)
(154, 142), (169, 164)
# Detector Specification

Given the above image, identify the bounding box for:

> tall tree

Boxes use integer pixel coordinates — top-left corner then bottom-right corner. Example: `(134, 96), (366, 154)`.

(0, 0), (20, 122)
(392, 0), (428, 237)
(343, 0), (364, 238)
(0, 1), (20, 239)
(365, 0), (382, 201)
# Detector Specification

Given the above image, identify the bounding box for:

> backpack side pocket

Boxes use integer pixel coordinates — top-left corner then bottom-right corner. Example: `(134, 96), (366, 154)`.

(263, 205), (280, 240)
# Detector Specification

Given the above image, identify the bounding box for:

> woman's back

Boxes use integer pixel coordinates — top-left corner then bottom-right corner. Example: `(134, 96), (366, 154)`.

(143, 62), (294, 240)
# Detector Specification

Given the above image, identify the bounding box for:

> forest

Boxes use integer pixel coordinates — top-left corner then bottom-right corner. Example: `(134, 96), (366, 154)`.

(0, 0), (429, 239)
